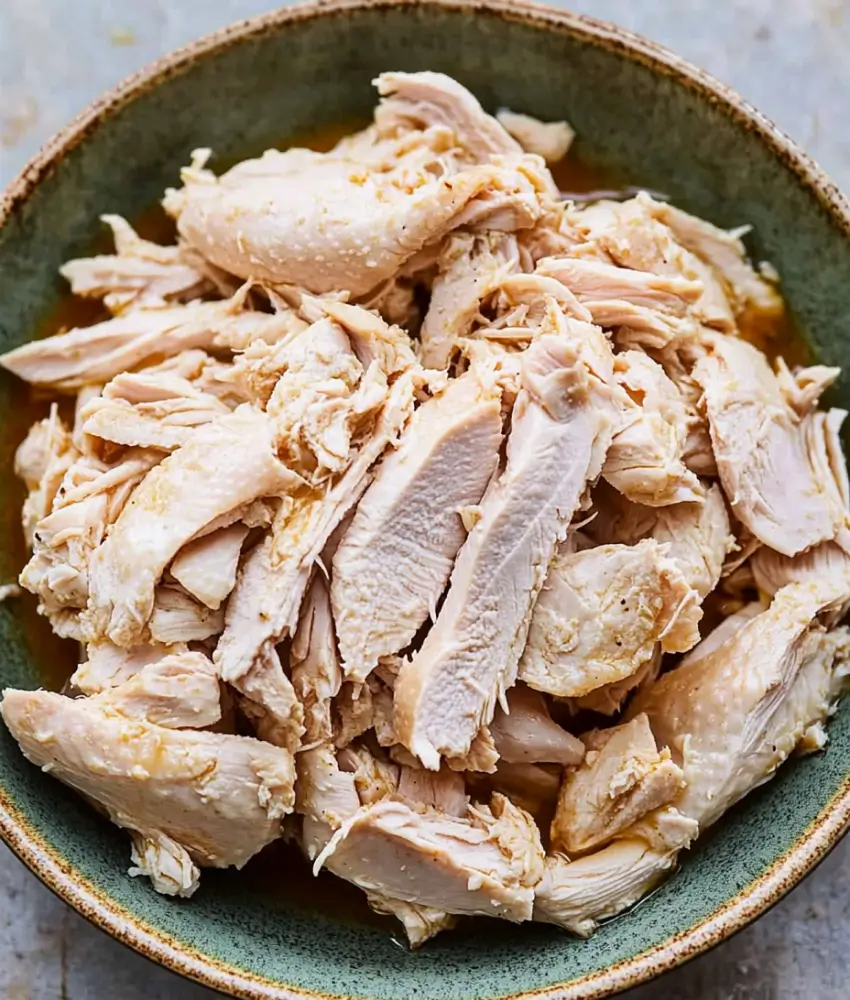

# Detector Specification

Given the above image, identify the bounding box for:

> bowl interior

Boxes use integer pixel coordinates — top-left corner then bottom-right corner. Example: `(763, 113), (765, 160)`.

(2, 3), (850, 998)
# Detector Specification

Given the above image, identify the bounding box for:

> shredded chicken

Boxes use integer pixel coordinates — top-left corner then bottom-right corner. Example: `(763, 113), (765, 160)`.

(2, 69), (848, 945)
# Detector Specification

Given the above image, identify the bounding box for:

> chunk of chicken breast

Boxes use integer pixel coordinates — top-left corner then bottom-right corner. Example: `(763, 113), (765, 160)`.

(519, 539), (700, 700)
(533, 839), (678, 937)
(394, 327), (619, 768)
(0, 291), (293, 392)
(489, 685), (585, 766)
(496, 109), (574, 163)
(0, 685), (295, 896)
(85, 405), (302, 646)
(60, 214), (212, 314)
(332, 364), (504, 681)
(632, 582), (850, 829)
(148, 585), (225, 644)
(170, 523), (248, 610)
(752, 542), (850, 604)
(693, 335), (850, 556)
(603, 350), (703, 506)
(290, 576), (342, 745)
(419, 233), (520, 369)
(71, 640), (186, 695)
(551, 714), (684, 855)
(15, 408), (76, 546)
(315, 793), (544, 922)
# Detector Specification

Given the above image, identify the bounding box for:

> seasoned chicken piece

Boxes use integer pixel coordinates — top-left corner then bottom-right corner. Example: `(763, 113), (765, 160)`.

(489, 685), (585, 766)
(693, 336), (850, 556)
(395, 327), (619, 768)
(21, 449), (161, 638)
(290, 576), (342, 745)
(168, 137), (545, 299)
(534, 839), (678, 937)
(551, 715), (684, 855)
(603, 351), (704, 506)
(71, 640), (185, 695)
(567, 193), (736, 331)
(332, 365), (504, 680)
(14, 407), (76, 546)
(92, 652), (221, 729)
(419, 233), (519, 368)
(519, 539), (700, 700)
(60, 215), (211, 314)
(396, 765), (469, 817)
(170, 524), (248, 610)
(148, 585), (224, 644)
(216, 372), (416, 686)
(374, 71), (522, 161)
(633, 582), (850, 829)
(644, 197), (783, 322)
(0, 686), (295, 895)
(85, 405), (302, 646)
(315, 793), (544, 922)
(496, 109), (574, 163)
(0, 290), (293, 392)
(752, 542), (850, 603)
(80, 372), (231, 452)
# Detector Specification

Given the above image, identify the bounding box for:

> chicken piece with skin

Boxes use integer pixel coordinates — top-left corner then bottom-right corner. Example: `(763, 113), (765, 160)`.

(419, 233), (519, 369)
(632, 582), (850, 830)
(693, 335), (850, 557)
(489, 685), (585, 766)
(332, 363), (504, 681)
(603, 350), (704, 506)
(315, 792), (544, 922)
(84, 405), (302, 647)
(167, 77), (549, 299)
(0, 671), (295, 898)
(60, 214), (212, 315)
(550, 714), (684, 856)
(519, 539), (700, 700)
(394, 327), (619, 768)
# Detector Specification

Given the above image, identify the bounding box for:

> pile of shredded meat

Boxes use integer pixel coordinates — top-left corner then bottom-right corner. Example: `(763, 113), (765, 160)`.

(3, 71), (850, 947)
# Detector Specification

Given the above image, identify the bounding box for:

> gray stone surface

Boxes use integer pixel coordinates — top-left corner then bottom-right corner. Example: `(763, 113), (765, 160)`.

(0, 1), (848, 997)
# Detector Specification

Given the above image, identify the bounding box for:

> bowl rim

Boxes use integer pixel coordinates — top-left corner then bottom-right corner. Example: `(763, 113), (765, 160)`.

(2, 1), (850, 997)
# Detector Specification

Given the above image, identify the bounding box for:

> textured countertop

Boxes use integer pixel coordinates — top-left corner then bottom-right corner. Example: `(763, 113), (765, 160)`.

(1, 2), (849, 998)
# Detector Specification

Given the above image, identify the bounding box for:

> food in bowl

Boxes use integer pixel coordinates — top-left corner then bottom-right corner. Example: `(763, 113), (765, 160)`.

(1, 71), (849, 948)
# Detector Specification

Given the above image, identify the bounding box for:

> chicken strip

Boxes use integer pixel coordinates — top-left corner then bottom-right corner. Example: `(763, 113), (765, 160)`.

(603, 350), (704, 506)
(15, 407), (76, 546)
(394, 327), (618, 768)
(419, 233), (519, 368)
(170, 523), (249, 610)
(496, 109), (574, 163)
(0, 685), (295, 896)
(550, 714), (684, 855)
(489, 685), (585, 766)
(60, 214), (211, 314)
(519, 539), (700, 700)
(314, 793), (544, 922)
(632, 582), (850, 829)
(290, 576), (342, 745)
(85, 405), (302, 646)
(332, 364), (504, 681)
(693, 336), (850, 556)
(0, 291), (292, 392)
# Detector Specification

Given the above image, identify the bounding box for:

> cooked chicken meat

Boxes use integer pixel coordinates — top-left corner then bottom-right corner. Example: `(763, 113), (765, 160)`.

(394, 327), (618, 768)
(3, 70), (848, 944)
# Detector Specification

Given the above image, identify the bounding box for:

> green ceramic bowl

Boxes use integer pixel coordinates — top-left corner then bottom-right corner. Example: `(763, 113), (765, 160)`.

(2, 1), (850, 997)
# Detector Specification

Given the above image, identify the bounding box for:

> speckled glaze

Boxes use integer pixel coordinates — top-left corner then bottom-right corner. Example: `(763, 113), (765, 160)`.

(1, 1), (850, 997)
